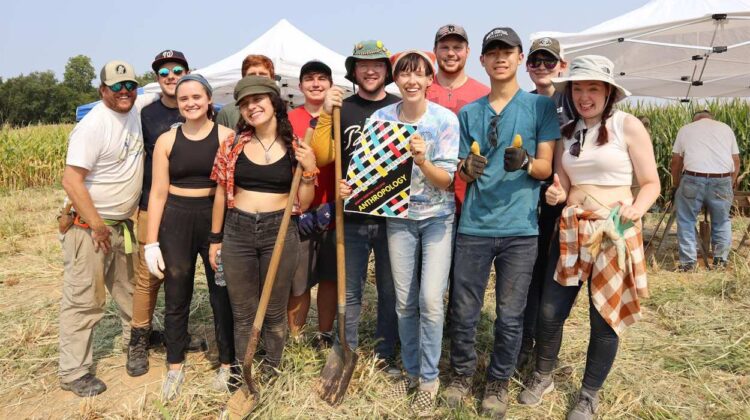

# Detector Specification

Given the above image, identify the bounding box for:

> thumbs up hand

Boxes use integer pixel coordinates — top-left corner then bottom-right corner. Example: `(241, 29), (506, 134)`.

(545, 174), (567, 206)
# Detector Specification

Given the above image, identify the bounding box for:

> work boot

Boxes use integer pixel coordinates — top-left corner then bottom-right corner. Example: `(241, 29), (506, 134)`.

(187, 334), (208, 352)
(518, 371), (554, 406)
(712, 257), (728, 270)
(567, 387), (599, 420)
(481, 379), (509, 419)
(60, 373), (107, 397)
(126, 326), (150, 377)
(443, 375), (472, 407)
(676, 262), (695, 272)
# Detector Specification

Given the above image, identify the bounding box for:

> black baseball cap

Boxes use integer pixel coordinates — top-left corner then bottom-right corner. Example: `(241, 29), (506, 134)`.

(151, 50), (189, 72)
(299, 60), (332, 81)
(481, 27), (523, 54)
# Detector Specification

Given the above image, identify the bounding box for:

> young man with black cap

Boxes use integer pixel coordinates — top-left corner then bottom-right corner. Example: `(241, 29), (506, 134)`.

(444, 27), (560, 418)
(286, 60), (338, 349)
(311, 40), (400, 373)
(60, 60), (157, 396)
(517, 37), (575, 371)
(127, 50), (210, 379)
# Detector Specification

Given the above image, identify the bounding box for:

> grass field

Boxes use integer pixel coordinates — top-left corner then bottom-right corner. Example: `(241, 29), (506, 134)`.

(0, 187), (748, 419)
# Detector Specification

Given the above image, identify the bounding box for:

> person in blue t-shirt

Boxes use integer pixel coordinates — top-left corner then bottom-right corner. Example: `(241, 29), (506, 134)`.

(443, 27), (560, 418)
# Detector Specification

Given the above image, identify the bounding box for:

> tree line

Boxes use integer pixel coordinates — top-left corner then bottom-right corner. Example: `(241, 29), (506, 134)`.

(0, 55), (155, 126)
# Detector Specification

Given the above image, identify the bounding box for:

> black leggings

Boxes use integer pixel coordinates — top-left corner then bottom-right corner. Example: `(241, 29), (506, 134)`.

(534, 231), (619, 391)
(160, 194), (235, 365)
(222, 208), (299, 366)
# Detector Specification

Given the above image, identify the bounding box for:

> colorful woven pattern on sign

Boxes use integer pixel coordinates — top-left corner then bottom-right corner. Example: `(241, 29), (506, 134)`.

(345, 118), (416, 218)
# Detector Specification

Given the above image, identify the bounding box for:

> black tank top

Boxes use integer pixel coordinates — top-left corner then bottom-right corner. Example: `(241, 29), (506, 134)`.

(234, 150), (293, 193)
(169, 124), (219, 189)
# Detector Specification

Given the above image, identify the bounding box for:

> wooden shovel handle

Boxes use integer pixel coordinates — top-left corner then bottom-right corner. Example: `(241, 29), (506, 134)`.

(333, 107), (347, 310)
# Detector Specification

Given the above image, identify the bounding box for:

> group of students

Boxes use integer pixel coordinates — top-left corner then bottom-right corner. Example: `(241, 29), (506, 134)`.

(59, 22), (660, 420)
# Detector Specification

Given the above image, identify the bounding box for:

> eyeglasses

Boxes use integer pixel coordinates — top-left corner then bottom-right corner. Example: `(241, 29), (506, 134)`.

(109, 81), (137, 92)
(158, 66), (185, 77)
(569, 128), (588, 157)
(527, 58), (558, 70)
(487, 114), (501, 147)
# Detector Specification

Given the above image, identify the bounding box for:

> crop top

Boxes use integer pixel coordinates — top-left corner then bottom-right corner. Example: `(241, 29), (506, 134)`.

(561, 110), (633, 186)
(169, 124), (219, 189)
(234, 151), (293, 193)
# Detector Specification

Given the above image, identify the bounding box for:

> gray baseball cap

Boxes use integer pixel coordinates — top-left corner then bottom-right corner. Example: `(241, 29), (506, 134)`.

(100, 60), (137, 86)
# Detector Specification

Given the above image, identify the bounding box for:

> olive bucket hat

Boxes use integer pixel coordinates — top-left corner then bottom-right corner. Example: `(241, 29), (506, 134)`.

(344, 39), (393, 85)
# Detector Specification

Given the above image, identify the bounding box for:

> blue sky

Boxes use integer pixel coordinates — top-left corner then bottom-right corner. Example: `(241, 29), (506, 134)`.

(0, 0), (645, 90)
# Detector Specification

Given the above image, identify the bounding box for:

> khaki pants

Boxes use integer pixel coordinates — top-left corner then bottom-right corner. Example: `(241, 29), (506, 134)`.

(59, 223), (135, 383)
(131, 210), (164, 329)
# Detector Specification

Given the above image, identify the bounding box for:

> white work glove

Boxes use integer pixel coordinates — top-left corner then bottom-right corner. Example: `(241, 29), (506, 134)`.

(144, 242), (165, 279)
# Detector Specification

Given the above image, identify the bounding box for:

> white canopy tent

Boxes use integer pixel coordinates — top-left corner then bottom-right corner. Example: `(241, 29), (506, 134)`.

(531, 0), (750, 100)
(143, 19), (356, 106)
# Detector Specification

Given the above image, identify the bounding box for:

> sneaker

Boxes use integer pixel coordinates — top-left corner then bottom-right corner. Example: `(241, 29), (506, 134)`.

(712, 257), (728, 270)
(411, 380), (439, 418)
(518, 371), (554, 406)
(481, 380), (509, 419)
(387, 375), (418, 399)
(312, 331), (334, 350)
(443, 375), (472, 408)
(60, 373), (107, 397)
(161, 368), (185, 401)
(377, 357), (402, 378)
(676, 263), (695, 272)
(126, 326), (150, 377)
(567, 387), (599, 420)
(212, 366), (232, 393)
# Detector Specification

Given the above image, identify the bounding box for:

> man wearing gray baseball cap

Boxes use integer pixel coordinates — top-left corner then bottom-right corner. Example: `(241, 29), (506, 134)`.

(59, 60), (158, 397)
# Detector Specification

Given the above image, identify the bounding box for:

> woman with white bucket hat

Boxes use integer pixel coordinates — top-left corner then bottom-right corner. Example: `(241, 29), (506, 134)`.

(517, 55), (660, 420)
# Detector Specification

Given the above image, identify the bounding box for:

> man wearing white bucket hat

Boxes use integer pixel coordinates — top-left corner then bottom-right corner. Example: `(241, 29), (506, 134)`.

(518, 55), (660, 420)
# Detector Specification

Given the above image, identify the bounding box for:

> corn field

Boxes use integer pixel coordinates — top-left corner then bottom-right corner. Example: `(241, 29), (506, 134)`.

(1, 100), (748, 193)
(0, 124), (71, 190)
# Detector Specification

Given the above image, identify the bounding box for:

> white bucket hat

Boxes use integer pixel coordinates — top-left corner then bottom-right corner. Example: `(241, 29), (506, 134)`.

(552, 55), (631, 103)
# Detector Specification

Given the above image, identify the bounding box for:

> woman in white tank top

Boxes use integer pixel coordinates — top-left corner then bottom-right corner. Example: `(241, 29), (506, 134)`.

(517, 55), (659, 420)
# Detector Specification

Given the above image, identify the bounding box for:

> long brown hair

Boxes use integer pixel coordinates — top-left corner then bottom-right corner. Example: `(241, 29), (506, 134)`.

(561, 81), (615, 145)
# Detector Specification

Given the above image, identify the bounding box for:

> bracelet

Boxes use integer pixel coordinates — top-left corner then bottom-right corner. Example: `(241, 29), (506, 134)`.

(301, 174), (317, 184)
(207, 232), (223, 244)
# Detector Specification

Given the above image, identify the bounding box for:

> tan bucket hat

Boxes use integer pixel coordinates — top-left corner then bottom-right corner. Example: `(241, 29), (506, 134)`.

(552, 55), (631, 103)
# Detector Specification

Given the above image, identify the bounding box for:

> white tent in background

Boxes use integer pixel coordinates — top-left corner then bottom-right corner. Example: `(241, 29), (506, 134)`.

(143, 19), (354, 106)
(531, 0), (750, 100)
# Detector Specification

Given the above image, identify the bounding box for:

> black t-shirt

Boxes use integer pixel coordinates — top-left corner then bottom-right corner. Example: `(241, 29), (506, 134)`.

(339, 92), (400, 222)
(139, 100), (184, 210)
(531, 89), (574, 127)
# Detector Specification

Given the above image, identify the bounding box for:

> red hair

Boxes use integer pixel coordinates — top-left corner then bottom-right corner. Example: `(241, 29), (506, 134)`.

(241, 55), (275, 79)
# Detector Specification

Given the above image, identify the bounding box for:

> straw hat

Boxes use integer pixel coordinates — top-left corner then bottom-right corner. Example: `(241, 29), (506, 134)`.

(552, 55), (631, 103)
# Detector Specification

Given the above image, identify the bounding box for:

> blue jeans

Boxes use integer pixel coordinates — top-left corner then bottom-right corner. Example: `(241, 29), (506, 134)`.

(343, 217), (398, 359)
(449, 234), (537, 381)
(675, 174), (734, 264)
(387, 214), (454, 384)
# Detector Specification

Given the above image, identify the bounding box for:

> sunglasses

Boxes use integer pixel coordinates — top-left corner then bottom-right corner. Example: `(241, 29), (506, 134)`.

(527, 58), (559, 70)
(569, 128), (588, 158)
(109, 81), (137, 92)
(158, 66), (185, 77)
(487, 114), (501, 147)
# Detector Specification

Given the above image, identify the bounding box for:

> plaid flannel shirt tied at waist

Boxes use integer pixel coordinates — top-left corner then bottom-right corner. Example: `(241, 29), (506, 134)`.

(555, 204), (649, 335)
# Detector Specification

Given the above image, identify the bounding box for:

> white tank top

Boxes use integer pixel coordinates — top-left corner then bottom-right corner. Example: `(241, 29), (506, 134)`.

(561, 110), (633, 186)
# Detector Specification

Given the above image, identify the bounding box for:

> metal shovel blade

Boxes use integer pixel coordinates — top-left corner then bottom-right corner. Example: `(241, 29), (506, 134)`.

(221, 385), (257, 420)
(317, 342), (358, 406)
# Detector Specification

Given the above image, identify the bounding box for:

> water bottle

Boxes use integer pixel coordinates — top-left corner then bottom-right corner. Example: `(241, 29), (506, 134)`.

(214, 250), (226, 287)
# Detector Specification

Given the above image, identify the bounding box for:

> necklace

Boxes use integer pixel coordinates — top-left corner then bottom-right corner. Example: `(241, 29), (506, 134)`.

(253, 133), (279, 163)
(399, 107), (424, 124)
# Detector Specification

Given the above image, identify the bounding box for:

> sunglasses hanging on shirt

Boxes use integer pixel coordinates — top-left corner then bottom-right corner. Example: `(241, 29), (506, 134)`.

(487, 114), (501, 147)
(569, 128), (588, 158)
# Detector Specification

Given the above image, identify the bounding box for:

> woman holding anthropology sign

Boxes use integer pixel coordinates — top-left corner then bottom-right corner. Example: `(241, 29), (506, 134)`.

(341, 50), (459, 416)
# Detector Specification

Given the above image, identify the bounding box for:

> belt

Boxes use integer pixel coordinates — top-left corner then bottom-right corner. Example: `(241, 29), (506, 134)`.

(73, 214), (135, 254)
(683, 170), (732, 178)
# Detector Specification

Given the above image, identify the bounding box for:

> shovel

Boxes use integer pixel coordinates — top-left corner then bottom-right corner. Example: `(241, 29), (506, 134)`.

(224, 126), (314, 419)
(317, 106), (358, 406)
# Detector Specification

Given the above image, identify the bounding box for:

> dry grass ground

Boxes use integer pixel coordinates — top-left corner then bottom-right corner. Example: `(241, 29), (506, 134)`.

(0, 187), (748, 419)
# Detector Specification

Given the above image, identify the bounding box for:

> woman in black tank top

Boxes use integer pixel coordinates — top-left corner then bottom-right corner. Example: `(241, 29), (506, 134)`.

(143, 74), (236, 399)
(207, 76), (318, 386)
